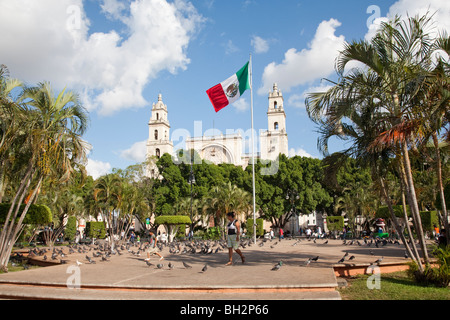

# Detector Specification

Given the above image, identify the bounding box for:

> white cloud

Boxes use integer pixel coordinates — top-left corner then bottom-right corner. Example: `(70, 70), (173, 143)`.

(0, 0), (204, 116)
(232, 98), (249, 113)
(366, 0), (450, 40)
(120, 140), (147, 163)
(224, 40), (239, 55)
(258, 19), (345, 95)
(288, 148), (315, 159)
(288, 84), (333, 109)
(86, 159), (112, 179)
(251, 36), (270, 54)
(101, 0), (128, 21)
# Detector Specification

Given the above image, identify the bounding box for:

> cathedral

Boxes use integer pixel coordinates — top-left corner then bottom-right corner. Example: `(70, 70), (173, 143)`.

(146, 83), (288, 170)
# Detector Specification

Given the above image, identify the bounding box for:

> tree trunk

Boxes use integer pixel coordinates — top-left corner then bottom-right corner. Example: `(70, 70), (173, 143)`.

(379, 175), (421, 271)
(0, 175), (41, 272)
(0, 167), (34, 272)
(432, 132), (450, 242)
(400, 141), (430, 264)
(401, 190), (422, 266)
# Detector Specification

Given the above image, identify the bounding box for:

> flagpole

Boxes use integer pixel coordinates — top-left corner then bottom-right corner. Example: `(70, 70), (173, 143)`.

(250, 54), (257, 245)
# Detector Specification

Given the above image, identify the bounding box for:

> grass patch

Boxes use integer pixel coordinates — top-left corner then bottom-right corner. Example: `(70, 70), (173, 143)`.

(338, 271), (450, 300)
(0, 262), (40, 274)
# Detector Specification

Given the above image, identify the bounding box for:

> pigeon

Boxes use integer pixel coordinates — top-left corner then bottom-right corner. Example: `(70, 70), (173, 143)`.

(404, 251), (409, 259)
(349, 255), (355, 261)
(183, 261), (192, 269)
(202, 264), (208, 272)
(337, 257), (345, 263)
(146, 260), (154, 267)
(168, 262), (174, 270)
(76, 260), (83, 266)
(374, 257), (383, 264)
(157, 263), (164, 269)
(86, 256), (96, 264)
(304, 258), (311, 266)
(323, 240), (328, 244)
(311, 256), (319, 262)
(271, 264), (282, 271)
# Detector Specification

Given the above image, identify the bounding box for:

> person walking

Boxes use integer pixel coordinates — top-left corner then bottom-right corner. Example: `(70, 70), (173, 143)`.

(225, 212), (245, 266)
(145, 229), (164, 261)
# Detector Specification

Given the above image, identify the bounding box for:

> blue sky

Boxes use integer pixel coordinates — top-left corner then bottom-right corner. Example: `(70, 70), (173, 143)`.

(1, 0), (449, 178)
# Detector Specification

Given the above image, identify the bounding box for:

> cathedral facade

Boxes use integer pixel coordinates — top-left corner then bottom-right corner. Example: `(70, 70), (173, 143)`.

(146, 83), (288, 170)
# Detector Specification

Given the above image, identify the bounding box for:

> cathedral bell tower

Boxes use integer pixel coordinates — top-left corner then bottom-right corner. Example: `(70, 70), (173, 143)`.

(146, 94), (173, 163)
(259, 83), (289, 161)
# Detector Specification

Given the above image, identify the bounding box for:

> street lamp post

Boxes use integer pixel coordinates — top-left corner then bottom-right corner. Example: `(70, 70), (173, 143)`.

(286, 189), (300, 236)
(188, 154), (196, 237)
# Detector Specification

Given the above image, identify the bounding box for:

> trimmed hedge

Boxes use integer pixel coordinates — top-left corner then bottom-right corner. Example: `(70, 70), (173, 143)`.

(435, 184), (450, 211)
(246, 218), (264, 237)
(65, 216), (77, 241)
(326, 216), (344, 231)
(375, 205), (410, 219)
(0, 203), (52, 225)
(154, 215), (192, 226)
(85, 221), (106, 239)
(420, 211), (439, 232)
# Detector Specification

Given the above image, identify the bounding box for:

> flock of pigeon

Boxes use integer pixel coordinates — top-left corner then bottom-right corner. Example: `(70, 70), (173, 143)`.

(12, 235), (406, 272)
(267, 236), (406, 271)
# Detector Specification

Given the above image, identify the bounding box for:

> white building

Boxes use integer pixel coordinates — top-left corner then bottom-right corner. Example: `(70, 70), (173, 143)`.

(146, 83), (289, 168)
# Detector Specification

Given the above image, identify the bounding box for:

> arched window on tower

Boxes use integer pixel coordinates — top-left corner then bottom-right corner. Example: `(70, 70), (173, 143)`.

(274, 101), (278, 109)
(156, 148), (161, 159)
(154, 130), (159, 140)
(274, 122), (279, 131)
(156, 113), (159, 120)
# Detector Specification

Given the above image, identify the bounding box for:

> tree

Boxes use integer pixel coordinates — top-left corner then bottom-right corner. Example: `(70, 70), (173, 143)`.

(207, 181), (252, 237)
(0, 81), (89, 272)
(306, 13), (449, 268)
(154, 215), (191, 243)
(251, 155), (332, 230)
(93, 173), (122, 250)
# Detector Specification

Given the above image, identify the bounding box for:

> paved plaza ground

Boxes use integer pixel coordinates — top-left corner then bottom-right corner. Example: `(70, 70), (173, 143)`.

(0, 237), (416, 300)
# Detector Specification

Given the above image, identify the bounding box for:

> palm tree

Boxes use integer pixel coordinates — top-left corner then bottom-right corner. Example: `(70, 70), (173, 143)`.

(0, 65), (24, 203)
(416, 59), (450, 241)
(0, 81), (89, 272)
(94, 173), (122, 249)
(117, 180), (150, 241)
(206, 182), (252, 238)
(306, 13), (448, 268)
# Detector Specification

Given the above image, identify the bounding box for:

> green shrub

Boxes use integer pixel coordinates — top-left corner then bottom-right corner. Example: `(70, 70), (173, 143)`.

(326, 216), (344, 232)
(246, 218), (264, 237)
(204, 226), (222, 240)
(176, 224), (187, 239)
(154, 215), (192, 226)
(419, 211), (439, 233)
(85, 221), (106, 239)
(407, 245), (450, 288)
(375, 205), (410, 219)
(65, 216), (77, 241)
(0, 203), (52, 225)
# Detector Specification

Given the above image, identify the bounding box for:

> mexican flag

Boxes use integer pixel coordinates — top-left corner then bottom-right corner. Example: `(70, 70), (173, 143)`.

(206, 62), (250, 113)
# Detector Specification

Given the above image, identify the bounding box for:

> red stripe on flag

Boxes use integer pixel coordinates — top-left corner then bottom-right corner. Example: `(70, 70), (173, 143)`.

(206, 83), (229, 113)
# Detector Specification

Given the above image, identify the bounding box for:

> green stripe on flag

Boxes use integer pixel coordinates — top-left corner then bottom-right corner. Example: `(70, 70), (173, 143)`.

(236, 62), (250, 95)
